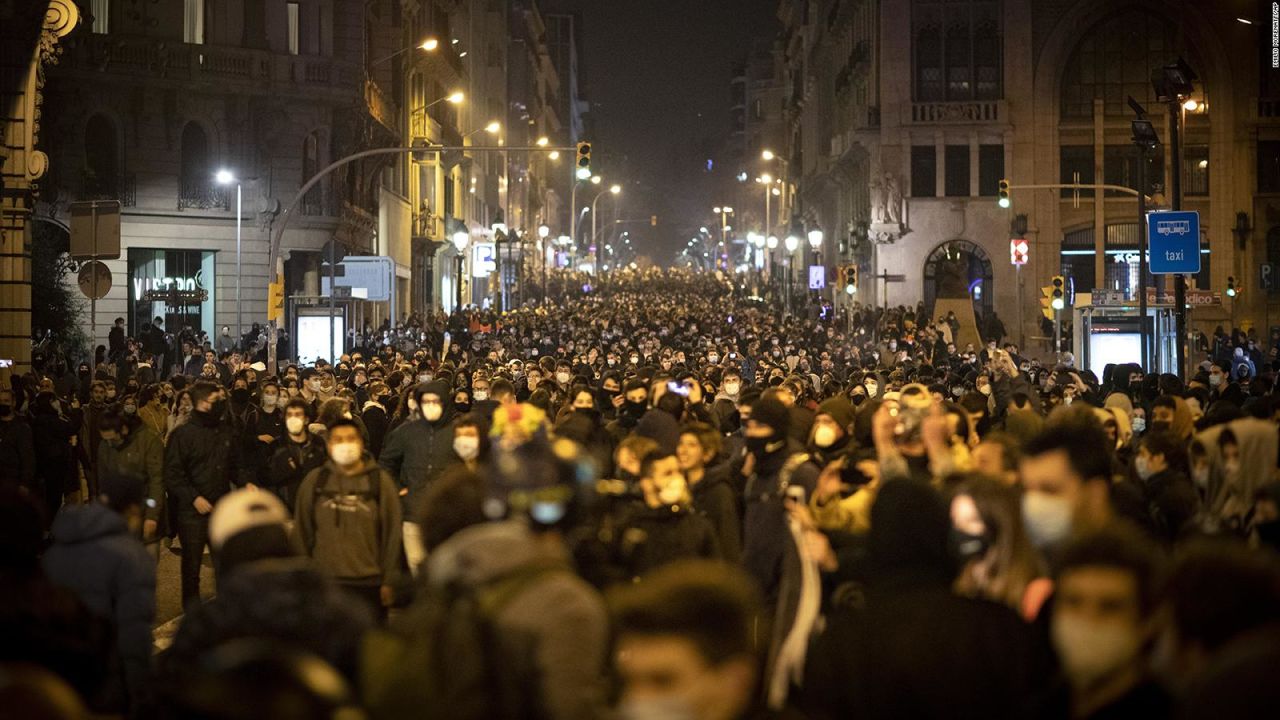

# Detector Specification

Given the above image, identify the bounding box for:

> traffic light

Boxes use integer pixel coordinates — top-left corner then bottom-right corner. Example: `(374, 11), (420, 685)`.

(576, 141), (592, 172)
(268, 275), (284, 322)
(842, 265), (859, 295)
(1040, 286), (1054, 320)
(998, 179), (1011, 208)
(651, 214), (658, 227)
(1051, 275), (1065, 310)
(1226, 275), (1238, 297)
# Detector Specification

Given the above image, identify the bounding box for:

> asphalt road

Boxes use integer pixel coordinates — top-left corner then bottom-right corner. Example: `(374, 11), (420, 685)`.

(151, 541), (214, 652)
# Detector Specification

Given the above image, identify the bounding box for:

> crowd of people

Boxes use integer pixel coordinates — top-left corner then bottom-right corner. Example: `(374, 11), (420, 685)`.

(2, 267), (1280, 720)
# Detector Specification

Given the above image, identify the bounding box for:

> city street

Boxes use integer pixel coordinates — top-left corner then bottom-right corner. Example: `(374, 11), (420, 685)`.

(3, 2), (1280, 720)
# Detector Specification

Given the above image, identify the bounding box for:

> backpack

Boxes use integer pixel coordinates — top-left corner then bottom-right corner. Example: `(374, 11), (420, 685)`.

(360, 561), (564, 720)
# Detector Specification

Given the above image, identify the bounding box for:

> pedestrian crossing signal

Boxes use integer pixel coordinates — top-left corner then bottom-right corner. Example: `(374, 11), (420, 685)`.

(998, 179), (1011, 209)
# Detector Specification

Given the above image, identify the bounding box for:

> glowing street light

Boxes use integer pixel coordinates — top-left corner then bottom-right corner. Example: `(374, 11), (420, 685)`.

(536, 136), (549, 147)
(420, 38), (440, 51)
(575, 166), (592, 180)
(762, 149), (775, 161)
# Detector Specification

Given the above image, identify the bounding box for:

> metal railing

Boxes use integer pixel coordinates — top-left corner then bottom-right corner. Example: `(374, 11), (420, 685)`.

(81, 173), (136, 206)
(177, 178), (229, 210)
(910, 100), (1003, 124)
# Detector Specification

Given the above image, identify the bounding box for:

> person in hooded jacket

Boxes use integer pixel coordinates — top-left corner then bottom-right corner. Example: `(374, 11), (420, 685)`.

(42, 468), (155, 715)
(295, 418), (402, 619)
(739, 397), (819, 610)
(676, 423), (741, 562)
(622, 448), (721, 577)
(267, 398), (328, 508)
(96, 410), (164, 541)
(800, 480), (1043, 720)
(379, 380), (457, 515)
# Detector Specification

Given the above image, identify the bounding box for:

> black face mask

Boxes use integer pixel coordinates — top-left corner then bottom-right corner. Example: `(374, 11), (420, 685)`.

(743, 434), (776, 454)
(1150, 420), (1172, 434)
(949, 528), (989, 562)
(0, 404), (11, 417)
(207, 399), (228, 417)
(623, 400), (647, 417)
(231, 388), (251, 403)
(454, 402), (471, 415)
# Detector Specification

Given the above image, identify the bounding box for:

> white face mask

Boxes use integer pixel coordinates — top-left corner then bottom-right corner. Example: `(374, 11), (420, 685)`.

(723, 381), (740, 396)
(1131, 417), (1145, 433)
(453, 436), (480, 461)
(1052, 614), (1142, 689)
(864, 382), (878, 396)
(657, 476), (687, 506)
(813, 425), (839, 448)
(329, 441), (361, 466)
(1133, 455), (1154, 481)
(555, 371), (571, 385)
(421, 403), (443, 422)
(1022, 490), (1073, 548)
(307, 379), (322, 391)
(285, 416), (306, 435)
(473, 390), (488, 402)
(261, 395), (278, 410)
(418, 373), (433, 383)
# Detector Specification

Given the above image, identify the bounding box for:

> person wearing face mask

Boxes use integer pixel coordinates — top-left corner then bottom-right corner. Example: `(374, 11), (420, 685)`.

(808, 398), (853, 467)
(1042, 527), (1169, 719)
(737, 397), (818, 610)
(295, 418), (402, 619)
(378, 380), (456, 572)
(1019, 413), (1116, 560)
(449, 414), (488, 472)
(266, 398), (328, 509)
(676, 423), (740, 562)
(359, 381), (393, 459)
(298, 368), (327, 416)
(606, 380), (650, 445)
(1111, 432), (1199, 545)
(712, 369), (745, 433)
(96, 410), (165, 542)
(164, 382), (238, 610)
(622, 450), (721, 577)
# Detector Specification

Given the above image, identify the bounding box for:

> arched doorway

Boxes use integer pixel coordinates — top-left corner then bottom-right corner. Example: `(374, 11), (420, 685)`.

(923, 239), (993, 321)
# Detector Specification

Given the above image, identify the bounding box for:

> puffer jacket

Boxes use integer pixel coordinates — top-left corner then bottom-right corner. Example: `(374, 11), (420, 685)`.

(43, 503), (155, 710)
(378, 416), (455, 514)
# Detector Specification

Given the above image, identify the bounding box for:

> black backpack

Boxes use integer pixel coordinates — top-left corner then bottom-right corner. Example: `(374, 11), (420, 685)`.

(360, 561), (563, 720)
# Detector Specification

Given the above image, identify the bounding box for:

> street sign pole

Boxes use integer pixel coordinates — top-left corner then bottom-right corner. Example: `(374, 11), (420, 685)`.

(1016, 263), (1024, 350)
(1170, 101), (1187, 381)
(1137, 146), (1149, 371)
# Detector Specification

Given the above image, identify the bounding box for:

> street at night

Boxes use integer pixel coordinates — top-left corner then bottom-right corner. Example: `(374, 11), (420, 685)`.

(3, 1), (1280, 718)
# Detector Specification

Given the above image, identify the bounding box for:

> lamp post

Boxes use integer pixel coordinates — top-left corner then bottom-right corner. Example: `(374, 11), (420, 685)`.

(590, 184), (621, 274)
(214, 170), (242, 342)
(784, 233), (799, 315)
(1129, 96), (1161, 371)
(1152, 57), (1197, 380)
(538, 223), (550, 305)
(712, 206), (734, 270)
(452, 230), (469, 312)
(369, 37), (439, 67)
(807, 228), (824, 301)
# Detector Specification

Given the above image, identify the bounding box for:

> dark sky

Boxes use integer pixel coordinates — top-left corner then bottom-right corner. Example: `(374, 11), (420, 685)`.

(551, 0), (779, 262)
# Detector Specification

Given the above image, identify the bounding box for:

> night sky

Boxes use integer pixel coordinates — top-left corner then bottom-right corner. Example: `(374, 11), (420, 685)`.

(551, 0), (779, 261)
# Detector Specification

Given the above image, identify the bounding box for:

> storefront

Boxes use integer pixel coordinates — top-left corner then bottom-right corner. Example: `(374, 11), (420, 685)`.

(127, 248), (217, 338)
(1060, 223), (1210, 306)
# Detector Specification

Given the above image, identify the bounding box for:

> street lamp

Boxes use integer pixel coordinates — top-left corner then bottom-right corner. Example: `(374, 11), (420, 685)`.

(538, 223), (551, 304)
(452, 230), (470, 311)
(591, 175), (602, 185)
(590, 184), (623, 274)
(370, 37), (440, 66)
(463, 120), (501, 140)
(762, 149), (775, 161)
(214, 169), (242, 341)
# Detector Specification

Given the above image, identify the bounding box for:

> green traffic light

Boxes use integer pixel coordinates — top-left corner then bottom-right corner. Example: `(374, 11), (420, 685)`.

(998, 197), (1011, 209)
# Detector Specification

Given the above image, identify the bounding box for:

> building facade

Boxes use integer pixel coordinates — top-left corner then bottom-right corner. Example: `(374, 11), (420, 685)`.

(777, 0), (1275, 348)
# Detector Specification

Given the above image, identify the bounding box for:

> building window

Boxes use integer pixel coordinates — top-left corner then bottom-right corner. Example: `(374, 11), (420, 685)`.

(912, 0), (1002, 102)
(91, 0), (110, 33)
(1060, 145), (1095, 198)
(1103, 145), (1163, 196)
(944, 145), (970, 197)
(1260, 141), (1280, 193)
(287, 2), (301, 55)
(83, 115), (118, 199)
(977, 144), (1003, 196)
(912, 145), (937, 197)
(1060, 9), (1202, 119)
(1184, 145), (1208, 196)
(178, 123), (223, 209)
(184, 0), (205, 45)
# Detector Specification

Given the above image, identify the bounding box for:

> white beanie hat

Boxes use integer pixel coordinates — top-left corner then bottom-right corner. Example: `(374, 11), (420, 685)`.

(208, 488), (290, 550)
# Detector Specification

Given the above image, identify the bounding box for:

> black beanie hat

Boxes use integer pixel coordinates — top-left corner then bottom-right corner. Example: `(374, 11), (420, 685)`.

(750, 397), (791, 437)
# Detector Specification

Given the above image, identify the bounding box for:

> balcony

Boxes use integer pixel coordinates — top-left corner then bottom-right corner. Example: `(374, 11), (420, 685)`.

(412, 210), (441, 240)
(909, 100), (1004, 124)
(64, 34), (358, 101)
(178, 179), (229, 211)
(300, 185), (339, 217)
(81, 173), (136, 207)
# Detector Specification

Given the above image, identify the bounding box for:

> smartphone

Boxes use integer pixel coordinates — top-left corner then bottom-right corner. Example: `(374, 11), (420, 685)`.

(0, 359), (12, 368)
(667, 380), (690, 397)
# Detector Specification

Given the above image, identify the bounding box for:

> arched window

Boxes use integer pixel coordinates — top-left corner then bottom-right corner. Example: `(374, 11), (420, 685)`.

(913, 0), (1001, 102)
(178, 122), (215, 209)
(1060, 10), (1203, 119)
(83, 114), (118, 198)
